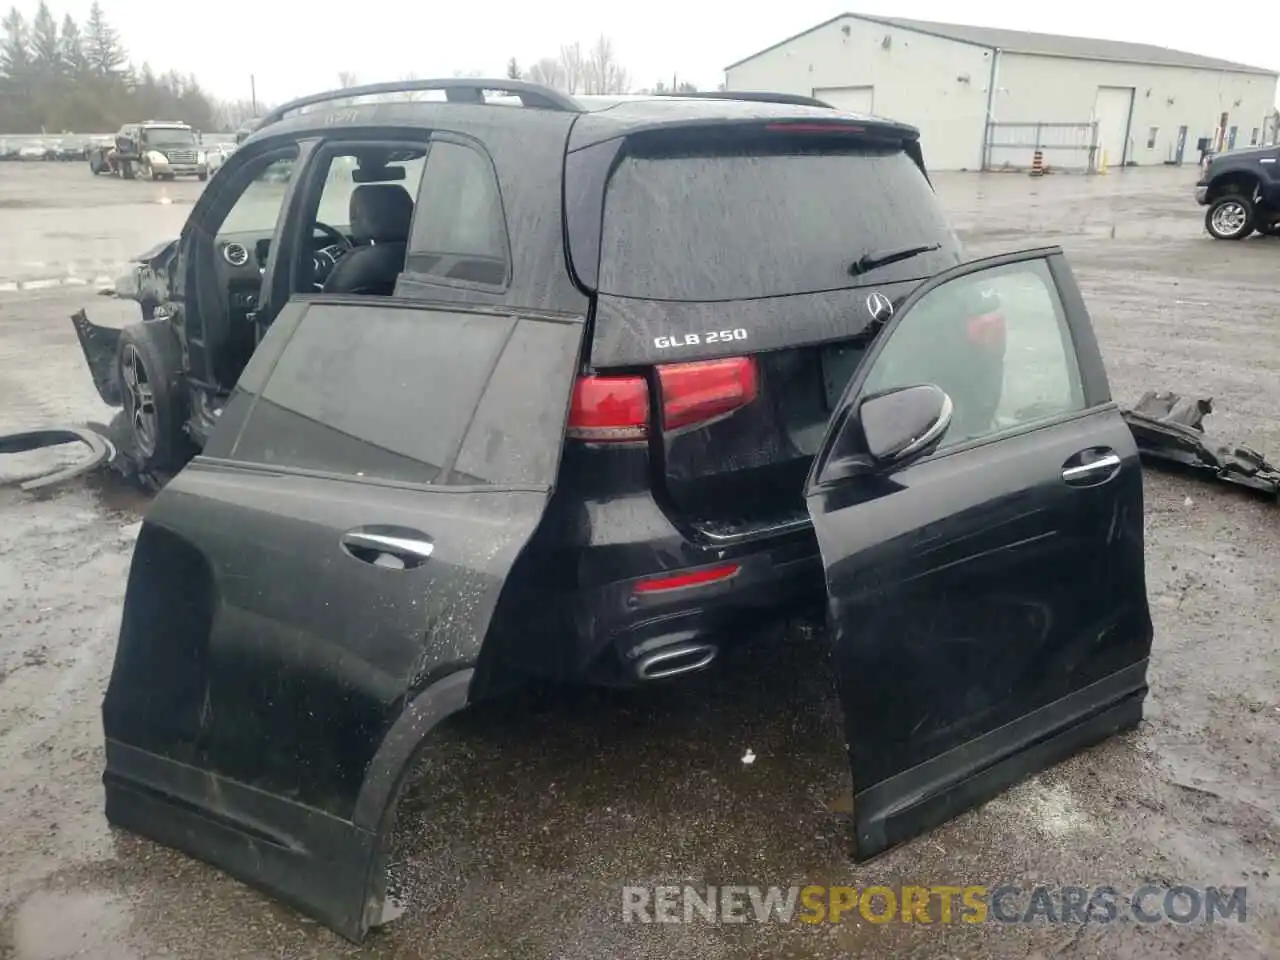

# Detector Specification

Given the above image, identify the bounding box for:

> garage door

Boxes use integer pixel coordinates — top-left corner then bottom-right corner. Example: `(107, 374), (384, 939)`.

(814, 85), (875, 115)
(1093, 87), (1134, 166)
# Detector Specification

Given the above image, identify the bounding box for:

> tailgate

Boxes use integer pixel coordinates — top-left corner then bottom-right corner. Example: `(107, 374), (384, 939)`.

(577, 129), (965, 533)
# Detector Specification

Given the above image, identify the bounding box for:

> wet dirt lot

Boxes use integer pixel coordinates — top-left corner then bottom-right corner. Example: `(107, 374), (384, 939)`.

(0, 162), (1277, 960)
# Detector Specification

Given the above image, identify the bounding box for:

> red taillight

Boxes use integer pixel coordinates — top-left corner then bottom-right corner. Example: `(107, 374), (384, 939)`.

(658, 357), (759, 432)
(966, 311), (1006, 350)
(634, 562), (742, 594)
(566, 374), (649, 441)
(567, 357), (759, 443)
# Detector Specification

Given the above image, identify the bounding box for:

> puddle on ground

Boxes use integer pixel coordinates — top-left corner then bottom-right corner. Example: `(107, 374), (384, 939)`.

(8, 888), (132, 960)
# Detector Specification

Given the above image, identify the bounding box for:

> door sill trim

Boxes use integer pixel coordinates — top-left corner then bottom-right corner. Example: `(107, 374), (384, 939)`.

(852, 658), (1149, 860)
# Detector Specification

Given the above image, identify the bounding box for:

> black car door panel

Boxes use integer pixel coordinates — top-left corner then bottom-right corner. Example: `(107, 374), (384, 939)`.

(102, 297), (585, 942)
(806, 248), (1153, 860)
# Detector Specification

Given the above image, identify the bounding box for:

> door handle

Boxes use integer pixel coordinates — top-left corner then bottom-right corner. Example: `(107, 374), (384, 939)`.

(341, 530), (434, 569)
(1061, 449), (1122, 486)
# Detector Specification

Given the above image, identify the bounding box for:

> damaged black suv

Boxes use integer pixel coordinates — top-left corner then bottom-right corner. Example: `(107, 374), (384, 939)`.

(79, 79), (1153, 943)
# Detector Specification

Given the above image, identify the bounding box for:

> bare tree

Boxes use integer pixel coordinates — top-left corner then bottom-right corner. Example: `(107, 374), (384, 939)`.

(525, 56), (564, 91)
(582, 35), (628, 95)
(558, 41), (585, 94)
(336, 71), (359, 89)
(396, 71), (422, 101)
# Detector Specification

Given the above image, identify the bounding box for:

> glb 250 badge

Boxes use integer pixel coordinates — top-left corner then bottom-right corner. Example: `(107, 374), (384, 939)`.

(654, 329), (749, 349)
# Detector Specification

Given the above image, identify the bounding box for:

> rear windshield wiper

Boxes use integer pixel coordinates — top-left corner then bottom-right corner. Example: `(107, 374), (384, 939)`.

(848, 243), (942, 277)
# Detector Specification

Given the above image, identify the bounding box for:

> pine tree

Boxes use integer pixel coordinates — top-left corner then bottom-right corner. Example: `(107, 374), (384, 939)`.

(506, 57), (521, 80)
(0, 7), (32, 79)
(59, 14), (86, 75)
(84, 1), (125, 76)
(29, 1), (59, 71)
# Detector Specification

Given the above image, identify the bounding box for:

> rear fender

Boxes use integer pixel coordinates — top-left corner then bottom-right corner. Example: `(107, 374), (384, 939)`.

(103, 667), (474, 941)
(71, 309), (122, 406)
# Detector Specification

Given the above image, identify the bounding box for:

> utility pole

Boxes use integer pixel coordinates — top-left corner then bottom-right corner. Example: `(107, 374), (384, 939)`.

(250, 74), (258, 113)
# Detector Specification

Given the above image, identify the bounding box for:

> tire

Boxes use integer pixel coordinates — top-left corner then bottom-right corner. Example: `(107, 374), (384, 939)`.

(197, 172), (207, 182)
(1205, 194), (1254, 240)
(115, 321), (191, 472)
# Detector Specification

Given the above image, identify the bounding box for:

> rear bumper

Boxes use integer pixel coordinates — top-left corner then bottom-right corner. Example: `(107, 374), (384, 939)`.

(1194, 184), (1209, 205)
(502, 488), (825, 685)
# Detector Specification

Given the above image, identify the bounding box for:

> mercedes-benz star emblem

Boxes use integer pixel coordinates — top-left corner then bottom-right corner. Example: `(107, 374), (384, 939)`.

(865, 291), (894, 322)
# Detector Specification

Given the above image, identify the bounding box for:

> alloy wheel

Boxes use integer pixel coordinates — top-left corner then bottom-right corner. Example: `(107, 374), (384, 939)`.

(120, 344), (158, 457)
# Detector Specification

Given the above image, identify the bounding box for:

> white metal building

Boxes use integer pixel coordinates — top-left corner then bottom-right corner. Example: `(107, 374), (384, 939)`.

(725, 13), (1279, 172)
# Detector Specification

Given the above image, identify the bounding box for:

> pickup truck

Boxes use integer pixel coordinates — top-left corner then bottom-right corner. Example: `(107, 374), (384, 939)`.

(1195, 143), (1280, 240)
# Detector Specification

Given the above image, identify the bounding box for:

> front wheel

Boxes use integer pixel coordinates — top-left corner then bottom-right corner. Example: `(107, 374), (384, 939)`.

(1205, 194), (1254, 240)
(115, 322), (191, 472)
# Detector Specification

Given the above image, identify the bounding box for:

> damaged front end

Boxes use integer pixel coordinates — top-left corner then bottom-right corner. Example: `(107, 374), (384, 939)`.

(72, 239), (180, 408)
(107, 239), (179, 316)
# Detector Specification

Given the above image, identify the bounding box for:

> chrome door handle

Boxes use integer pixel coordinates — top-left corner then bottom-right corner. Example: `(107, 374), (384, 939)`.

(1062, 451), (1121, 484)
(341, 530), (434, 569)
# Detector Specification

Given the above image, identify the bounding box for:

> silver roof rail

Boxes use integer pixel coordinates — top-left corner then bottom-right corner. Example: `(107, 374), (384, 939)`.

(261, 78), (582, 126)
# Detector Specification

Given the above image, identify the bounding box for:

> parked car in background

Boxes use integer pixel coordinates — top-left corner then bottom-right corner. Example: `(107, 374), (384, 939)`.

(54, 138), (89, 161)
(17, 140), (49, 160)
(0, 139), (17, 160)
(1196, 141), (1280, 239)
(205, 141), (236, 174)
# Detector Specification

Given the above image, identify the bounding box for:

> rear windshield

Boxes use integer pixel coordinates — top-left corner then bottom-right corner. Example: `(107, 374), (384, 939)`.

(598, 140), (963, 301)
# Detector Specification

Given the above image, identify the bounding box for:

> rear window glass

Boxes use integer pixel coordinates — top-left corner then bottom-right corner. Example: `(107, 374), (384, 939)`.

(598, 140), (963, 301)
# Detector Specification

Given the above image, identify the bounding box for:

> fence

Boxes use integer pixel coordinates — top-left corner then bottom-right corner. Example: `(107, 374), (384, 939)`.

(982, 122), (1099, 174)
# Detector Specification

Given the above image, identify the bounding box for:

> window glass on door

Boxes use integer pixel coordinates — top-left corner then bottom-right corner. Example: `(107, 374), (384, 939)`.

(230, 302), (512, 485)
(861, 259), (1086, 451)
(219, 154), (299, 234)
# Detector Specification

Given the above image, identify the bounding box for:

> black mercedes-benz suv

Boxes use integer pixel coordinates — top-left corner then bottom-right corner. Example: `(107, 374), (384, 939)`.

(80, 79), (1151, 943)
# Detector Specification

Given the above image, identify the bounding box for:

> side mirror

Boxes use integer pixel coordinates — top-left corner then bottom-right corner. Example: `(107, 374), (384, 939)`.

(858, 384), (953, 468)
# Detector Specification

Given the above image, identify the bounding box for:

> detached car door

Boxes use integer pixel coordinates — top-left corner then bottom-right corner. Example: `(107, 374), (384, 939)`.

(806, 247), (1153, 859)
(101, 296), (584, 941)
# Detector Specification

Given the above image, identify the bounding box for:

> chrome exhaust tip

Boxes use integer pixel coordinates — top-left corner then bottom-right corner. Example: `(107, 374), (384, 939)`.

(633, 641), (718, 681)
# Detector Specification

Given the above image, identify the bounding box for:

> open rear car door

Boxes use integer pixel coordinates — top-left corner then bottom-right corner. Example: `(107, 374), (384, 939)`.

(101, 298), (585, 942)
(805, 247), (1154, 859)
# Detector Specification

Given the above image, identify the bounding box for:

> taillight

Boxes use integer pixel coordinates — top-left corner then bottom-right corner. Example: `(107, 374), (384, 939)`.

(634, 562), (742, 594)
(565, 356), (759, 443)
(966, 311), (1006, 350)
(658, 357), (759, 432)
(566, 374), (649, 441)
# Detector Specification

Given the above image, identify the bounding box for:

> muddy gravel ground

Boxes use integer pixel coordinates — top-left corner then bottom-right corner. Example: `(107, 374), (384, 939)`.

(0, 163), (1277, 960)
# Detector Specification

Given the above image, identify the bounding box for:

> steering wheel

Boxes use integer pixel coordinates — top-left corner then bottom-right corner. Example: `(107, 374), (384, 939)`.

(311, 221), (354, 289)
(313, 221), (353, 253)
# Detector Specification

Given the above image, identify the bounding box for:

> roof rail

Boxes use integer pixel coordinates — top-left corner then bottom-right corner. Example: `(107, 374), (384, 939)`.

(261, 78), (582, 126)
(659, 90), (835, 109)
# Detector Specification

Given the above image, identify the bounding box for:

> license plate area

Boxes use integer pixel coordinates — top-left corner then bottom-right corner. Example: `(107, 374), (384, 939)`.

(820, 343), (867, 412)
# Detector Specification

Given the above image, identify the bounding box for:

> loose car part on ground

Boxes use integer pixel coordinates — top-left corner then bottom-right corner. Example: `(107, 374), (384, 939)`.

(1123, 391), (1280, 498)
(0, 426), (114, 492)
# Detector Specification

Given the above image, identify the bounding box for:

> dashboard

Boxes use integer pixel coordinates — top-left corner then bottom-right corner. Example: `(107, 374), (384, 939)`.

(215, 226), (351, 316)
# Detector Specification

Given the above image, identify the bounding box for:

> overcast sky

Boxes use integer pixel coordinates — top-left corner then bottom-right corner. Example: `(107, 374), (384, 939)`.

(29, 0), (1280, 106)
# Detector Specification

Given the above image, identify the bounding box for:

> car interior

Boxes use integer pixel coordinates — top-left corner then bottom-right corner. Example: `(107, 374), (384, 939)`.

(210, 147), (427, 379)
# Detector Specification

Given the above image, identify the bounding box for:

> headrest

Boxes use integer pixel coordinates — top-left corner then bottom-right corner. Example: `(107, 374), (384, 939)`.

(349, 183), (414, 243)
